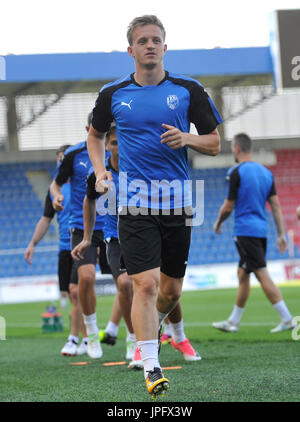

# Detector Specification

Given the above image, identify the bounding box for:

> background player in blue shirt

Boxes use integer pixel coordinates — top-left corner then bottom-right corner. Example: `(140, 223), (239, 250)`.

(72, 124), (137, 362)
(24, 145), (88, 356)
(87, 15), (222, 397)
(50, 114), (109, 360)
(213, 133), (295, 334)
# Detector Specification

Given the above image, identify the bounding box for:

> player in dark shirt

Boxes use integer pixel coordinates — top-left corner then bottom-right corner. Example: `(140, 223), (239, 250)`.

(25, 145), (88, 356)
(72, 124), (138, 362)
(50, 114), (108, 360)
(213, 133), (295, 334)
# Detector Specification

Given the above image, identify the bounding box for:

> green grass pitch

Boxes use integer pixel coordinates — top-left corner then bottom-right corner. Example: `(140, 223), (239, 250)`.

(0, 286), (299, 402)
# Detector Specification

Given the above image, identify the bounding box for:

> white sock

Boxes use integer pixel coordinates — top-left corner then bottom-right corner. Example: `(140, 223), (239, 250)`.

(228, 305), (244, 325)
(164, 322), (172, 336)
(83, 313), (99, 336)
(170, 320), (186, 343)
(158, 311), (168, 329)
(137, 340), (160, 379)
(68, 334), (79, 344)
(273, 300), (293, 323)
(105, 321), (119, 337)
(60, 297), (67, 309)
(126, 332), (136, 343)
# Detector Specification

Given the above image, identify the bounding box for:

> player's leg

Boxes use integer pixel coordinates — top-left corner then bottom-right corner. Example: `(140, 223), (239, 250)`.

(99, 293), (122, 345)
(57, 250), (78, 356)
(157, 210), (191, 329)
(116, 272), (136, 360)
(77, 263), (103, 357)
(118, 211), (168, 397)
(143, 210), (191, 394)
(167, 302), (201, 361)
(161, 317), (172, 344)
(60, 291), (68, 309)
(213, 238), (250, 332)
(235, 266), (251, 308)
(68, 264), (88, 355)
(242, 237), (295, 332)
(72, 228), (102, 358)
(57, 250), (69, 309)
(102, 238), (135, 358)
(254, 267), (295, 332)
(131, 267), (169, 396)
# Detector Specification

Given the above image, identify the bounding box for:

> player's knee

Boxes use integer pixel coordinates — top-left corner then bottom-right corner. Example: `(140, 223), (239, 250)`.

(117, 274), (132, 294)
(164, 291), (181, 304)
(79, 272), (95, 287)
(68, 285), (79, 304)
(133, 277), (158, 298)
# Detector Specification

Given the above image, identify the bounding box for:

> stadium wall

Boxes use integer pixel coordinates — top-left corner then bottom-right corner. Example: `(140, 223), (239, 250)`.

(1, 259), (299, 304)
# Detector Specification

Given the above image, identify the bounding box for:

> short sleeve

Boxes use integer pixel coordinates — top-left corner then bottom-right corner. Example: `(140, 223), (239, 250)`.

(92, 89), (114, 133)
(43, 190), (56, 219)
(226, 167), (240, 201)
(86, 171), (100, 200)
(189, 83), (223, 135)
(268, 180), (277, 198)
(55, 152), (73, 186)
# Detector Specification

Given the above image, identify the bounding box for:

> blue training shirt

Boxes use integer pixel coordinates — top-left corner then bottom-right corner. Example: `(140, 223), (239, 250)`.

(226, 161), (277, 238)
(55, 141), (105, 231)
(92, 71), (222, 210)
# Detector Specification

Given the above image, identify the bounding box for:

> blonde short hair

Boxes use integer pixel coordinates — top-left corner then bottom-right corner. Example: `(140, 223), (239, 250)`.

(127, 15), (166, 45)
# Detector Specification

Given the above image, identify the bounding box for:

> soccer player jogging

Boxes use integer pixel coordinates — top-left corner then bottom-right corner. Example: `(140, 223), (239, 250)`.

(213, 133), (295, 333)
(50, 114), (110, 359)
(87, 15), (222, 398)
(72, 125), (136, 362)
(24, 145), (88, 356)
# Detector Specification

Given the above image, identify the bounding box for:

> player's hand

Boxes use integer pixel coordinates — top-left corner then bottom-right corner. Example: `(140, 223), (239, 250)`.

(296, 206), (300, 220)
(277, 235), (287, 253)
(95, 170), (113, 194)
(161, 123), (187, 149)
(24, 244), (34, 264)
(71, 239), (91, 261)
(52, 194), (64, 211)
(213, 221), (222, 234)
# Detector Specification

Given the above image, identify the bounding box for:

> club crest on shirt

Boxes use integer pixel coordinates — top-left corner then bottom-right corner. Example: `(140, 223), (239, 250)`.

(167, 94), (179, 110)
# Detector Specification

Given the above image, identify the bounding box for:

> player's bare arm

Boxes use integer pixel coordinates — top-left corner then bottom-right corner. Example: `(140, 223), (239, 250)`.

(214, 199), (235, 234)
(50, 180), (64, 211)
(24, 217), (52, 264)
(87, 126), (113, 193)
(161, 124), (220, 156)
(71, 195), (96, 261)
(268, 195), (287, 253)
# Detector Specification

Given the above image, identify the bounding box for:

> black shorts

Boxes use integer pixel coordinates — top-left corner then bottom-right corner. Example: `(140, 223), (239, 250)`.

(235, 236), (267, 274)
(118, 209), (191, 278)
(106, 237), (127, 280)
(71, 228), (109, 273)
(58, 250), (78, 292)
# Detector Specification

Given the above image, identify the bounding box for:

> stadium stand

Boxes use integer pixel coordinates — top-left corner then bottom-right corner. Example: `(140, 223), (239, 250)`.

(189, 150), (300, 266)
(1, 151), (299, 279)
(268, 149), (300, 251)
(0, 161), (58, 278)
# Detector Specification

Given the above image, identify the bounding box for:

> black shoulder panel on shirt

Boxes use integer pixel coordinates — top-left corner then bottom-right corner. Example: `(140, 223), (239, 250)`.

(43, 189), (55, 219)
(166, 75), (220, 135)
(55, 145), (86, 186)
(227, 166), (241, 201)
(92, 80), (132, 133)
